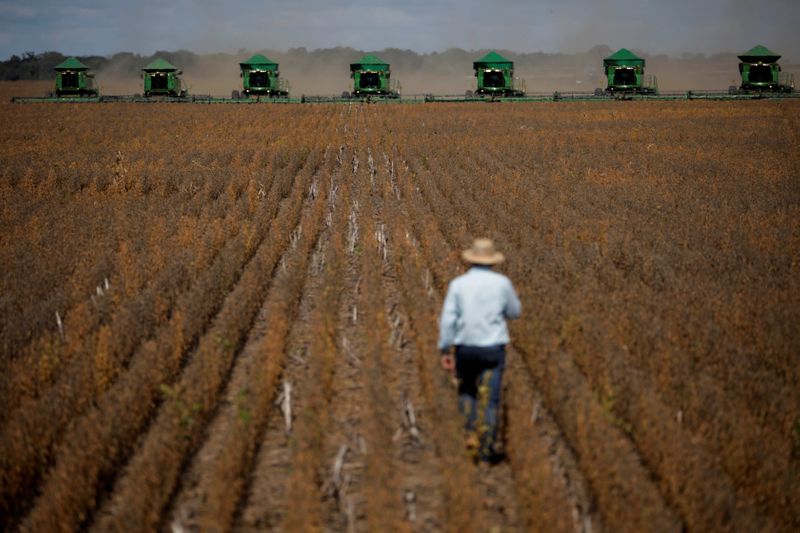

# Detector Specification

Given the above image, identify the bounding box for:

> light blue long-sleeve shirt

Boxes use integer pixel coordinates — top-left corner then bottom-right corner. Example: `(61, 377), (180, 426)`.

(438, 266), (521, 351)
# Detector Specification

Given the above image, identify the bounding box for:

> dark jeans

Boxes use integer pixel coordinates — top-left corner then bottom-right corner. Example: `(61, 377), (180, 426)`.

(455, 344), (506, 458)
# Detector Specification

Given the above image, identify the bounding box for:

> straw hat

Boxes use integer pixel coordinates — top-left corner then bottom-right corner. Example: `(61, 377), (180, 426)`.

(461, 238), (505, 265)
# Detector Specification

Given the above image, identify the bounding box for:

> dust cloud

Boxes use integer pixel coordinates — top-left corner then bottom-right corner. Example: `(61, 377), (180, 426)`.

(87, 47), (796, 96)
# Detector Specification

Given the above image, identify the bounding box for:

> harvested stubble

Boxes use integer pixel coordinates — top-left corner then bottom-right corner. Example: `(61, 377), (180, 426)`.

(180, 148), (336, 532)
(354, 143), (412, 532)
(86, 147), (327, 532)
(281, 146), (351, 531)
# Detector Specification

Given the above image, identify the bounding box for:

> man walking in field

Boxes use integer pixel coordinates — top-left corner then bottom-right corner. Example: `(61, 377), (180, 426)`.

(438, 238), (521, 463)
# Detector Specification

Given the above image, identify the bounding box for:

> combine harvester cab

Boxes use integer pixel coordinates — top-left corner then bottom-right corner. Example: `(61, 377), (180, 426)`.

(53, 57), (98, 98)
(471, 51), (525, 98)
(734, 45), (794, 94)
(347, 55), (400, 99)
(235, 54), (289, 98)
(142, 58), (187, 98)
(600, 48), (657, 96)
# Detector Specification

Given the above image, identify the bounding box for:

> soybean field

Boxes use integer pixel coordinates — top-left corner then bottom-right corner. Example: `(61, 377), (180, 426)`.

(1, 83), (799, 532)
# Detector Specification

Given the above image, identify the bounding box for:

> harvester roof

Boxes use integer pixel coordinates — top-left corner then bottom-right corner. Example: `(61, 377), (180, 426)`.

(474, 51), (513, 69)
(603, 48), (645, 67)
(738, 45), (781, 63)
(54, 57), (90, 71)
(142, 58), (179, 72)
(240, 54), (278, 70)
(350, 54), (389, 71)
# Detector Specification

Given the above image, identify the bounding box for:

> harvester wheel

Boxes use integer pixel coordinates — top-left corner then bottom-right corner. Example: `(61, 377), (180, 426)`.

(465, 90), (474, 98)
(232, 90), (240, 99)
(341, 91), (351, 99)
(728, 86), (738, 95)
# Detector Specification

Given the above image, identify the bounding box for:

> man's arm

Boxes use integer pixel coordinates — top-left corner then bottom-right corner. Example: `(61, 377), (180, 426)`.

(438, 282), (459, 351)
(504, 279), (521, 319)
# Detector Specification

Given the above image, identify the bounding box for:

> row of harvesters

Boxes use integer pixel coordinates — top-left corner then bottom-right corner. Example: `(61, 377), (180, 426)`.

(594, 45), (794, 97)
(40, 53), (403, 101)
(17, 45), (796, 103)
(45, 52), (525, 101)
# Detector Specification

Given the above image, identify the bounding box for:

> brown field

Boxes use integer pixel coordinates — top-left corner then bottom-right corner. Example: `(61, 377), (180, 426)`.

(0, 81), (799, 532)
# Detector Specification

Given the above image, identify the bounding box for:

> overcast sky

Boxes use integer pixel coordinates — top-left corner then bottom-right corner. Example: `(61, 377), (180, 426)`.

(0, 0), (798, 60)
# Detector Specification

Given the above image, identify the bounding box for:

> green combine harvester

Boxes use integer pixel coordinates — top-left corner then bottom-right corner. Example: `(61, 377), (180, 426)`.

(470, 52), (525, 97)
(234, 54), (289, 98)
(599, 48), (657, 95)
(346, 54), (399, 98)
(53, 57), (98, 97)
(141, 58), (186, 97)
(732, 45), (794, 94)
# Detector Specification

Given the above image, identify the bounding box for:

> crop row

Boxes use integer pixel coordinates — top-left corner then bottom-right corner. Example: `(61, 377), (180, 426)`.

(353, 141), (412, 531)
(14, 119), (331, 530)
(174, 146), (335, 531)
(375, 138), (586, 530)
(84, 146), (327, 532)
(359, 102), (582, 530)
(372, 149), (488, 529)
(0, 145), (307, 525)
(280, 143), (352, 530)
(379, 102), (799, 529)
(0, 105), (312, 417)
(388, 116), (682, 531)
(444, 106), (795, 526)
(0, 105), (297, 365)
